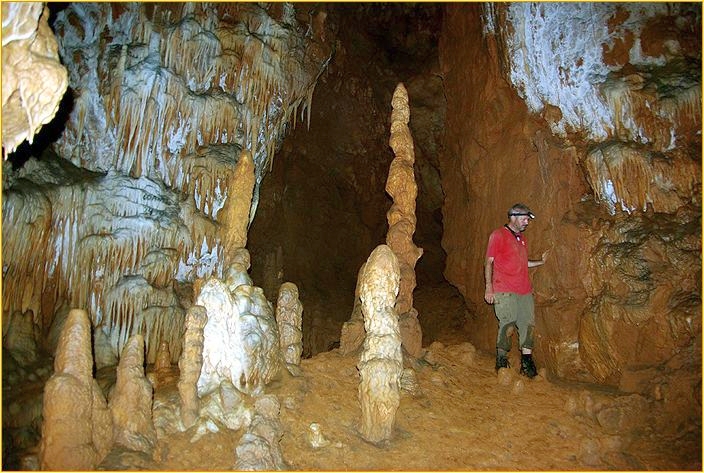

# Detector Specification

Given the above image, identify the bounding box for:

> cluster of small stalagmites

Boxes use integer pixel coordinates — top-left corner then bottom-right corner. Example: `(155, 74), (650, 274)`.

(39, 309), (112, 470)
(196, 248), (282, 397)
(109, 334), (158, 454)
(386, 83), (424, 359)
(275, 282), (304, 375)
(235, 395), (287, 471)
(1, 2), (68, 154)
(357, 245), (403, 444)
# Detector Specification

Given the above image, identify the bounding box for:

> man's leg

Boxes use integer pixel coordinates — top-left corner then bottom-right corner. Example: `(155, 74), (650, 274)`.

(494, 293), (517, 371)
(515, 293), (537, 378)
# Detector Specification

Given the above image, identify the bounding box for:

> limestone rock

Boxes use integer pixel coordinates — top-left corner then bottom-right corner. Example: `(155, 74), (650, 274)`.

(39, 309), (112, 470)
(1, 3), (68, 154)
(275, 282), (304, 370)
(178, 305), (208, 429)
(357, 245), (402, 444)
(385, 83), (424, 358)
(3, 310), (38, 366)
(196, 264), (282, 396)
(109, 334), (157, 454)
(235, 394), (287, 470)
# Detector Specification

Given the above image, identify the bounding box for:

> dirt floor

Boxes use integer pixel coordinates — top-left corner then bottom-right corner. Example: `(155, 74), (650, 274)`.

(4, 283), (701, 471)
(98, 285), (701, 471)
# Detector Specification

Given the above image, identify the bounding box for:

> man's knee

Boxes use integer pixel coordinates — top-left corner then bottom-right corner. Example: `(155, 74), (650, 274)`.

(521, 324), (535, 349)
(497, 323), (515, 351)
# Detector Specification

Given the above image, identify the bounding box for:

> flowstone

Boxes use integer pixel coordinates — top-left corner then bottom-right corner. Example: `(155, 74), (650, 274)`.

(195, 250), (282, 396)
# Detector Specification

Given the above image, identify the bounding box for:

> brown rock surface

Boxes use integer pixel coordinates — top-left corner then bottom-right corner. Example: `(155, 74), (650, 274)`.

(438, 4), (701, 404)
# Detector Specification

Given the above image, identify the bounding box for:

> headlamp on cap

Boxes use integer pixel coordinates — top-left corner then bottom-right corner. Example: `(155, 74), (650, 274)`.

(509, 211), (535, 219)
(507, 203), (535, 219)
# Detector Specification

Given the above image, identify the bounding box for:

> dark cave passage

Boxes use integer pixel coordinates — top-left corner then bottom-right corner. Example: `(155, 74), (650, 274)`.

(247, 3), (457, 357)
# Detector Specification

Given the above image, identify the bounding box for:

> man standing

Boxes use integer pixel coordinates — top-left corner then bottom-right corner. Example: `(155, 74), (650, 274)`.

(484, 203), (547, 378)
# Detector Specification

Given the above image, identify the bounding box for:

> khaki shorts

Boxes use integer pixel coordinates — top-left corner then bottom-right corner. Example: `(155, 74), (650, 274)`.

(493, 292), (535, 352)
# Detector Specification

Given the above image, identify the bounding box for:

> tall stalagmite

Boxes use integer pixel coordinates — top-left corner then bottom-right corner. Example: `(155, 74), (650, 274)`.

(109, 334), (157, 454)
(39, 309), (112, 470)
(386, 83), (424, 358)
(178, 305), (208, 429)
(357, 245), (402, 444)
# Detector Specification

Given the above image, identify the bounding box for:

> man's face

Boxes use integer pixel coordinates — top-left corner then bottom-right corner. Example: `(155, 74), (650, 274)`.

(511, 214), (531, 232)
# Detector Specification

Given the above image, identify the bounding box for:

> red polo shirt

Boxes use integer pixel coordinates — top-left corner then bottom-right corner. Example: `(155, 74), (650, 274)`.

(486, 226), (532, 295)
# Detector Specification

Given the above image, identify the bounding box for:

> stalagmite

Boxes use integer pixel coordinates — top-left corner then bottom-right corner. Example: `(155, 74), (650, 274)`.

(1, 2), (68, 154)
(275, 282), (304, 373)
(39, 309), (112, 470)
(109, 334), (157, 454)
(357, 245), (402, 444)
(234, 394), (287, 470)
(386, 83), (424, 358)
(178, 305), (208, 429)
(155, 340), (172, 371)
(339, 263), (367, 355)
(219, 150), (256, 264)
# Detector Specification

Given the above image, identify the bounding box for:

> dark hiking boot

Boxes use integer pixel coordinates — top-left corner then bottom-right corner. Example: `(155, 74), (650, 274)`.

(495, 354), (510, 372)
(520, 353), (537, 378)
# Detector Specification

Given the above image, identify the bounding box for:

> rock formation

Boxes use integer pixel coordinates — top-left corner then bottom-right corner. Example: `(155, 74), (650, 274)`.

(386, 82), (424, 359)
(178, 305), (208, 429)
(109, 334), (157, 454)
(39, 309), (112, 470)
(2, 2), (333, 369)
(196, 253), (282, 396)
(3, 310), (38, 366)
(275, 282), (304, 371)
(219, 150), (256, 263)
(235, 395), (287, 470)
(339, 264), (367, 355)
(1, 2), (68, 154)
(357, 245), (403, 444)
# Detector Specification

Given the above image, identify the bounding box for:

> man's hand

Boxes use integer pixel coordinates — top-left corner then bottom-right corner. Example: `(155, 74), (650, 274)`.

(541, 249), (550, 264)
(484, 290), (495, 304)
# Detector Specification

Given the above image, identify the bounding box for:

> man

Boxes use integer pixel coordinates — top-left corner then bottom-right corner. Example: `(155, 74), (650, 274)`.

(484, 203), (548, 378)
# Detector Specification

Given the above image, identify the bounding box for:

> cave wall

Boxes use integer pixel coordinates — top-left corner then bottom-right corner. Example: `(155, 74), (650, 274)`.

(439, 1), (701, 411)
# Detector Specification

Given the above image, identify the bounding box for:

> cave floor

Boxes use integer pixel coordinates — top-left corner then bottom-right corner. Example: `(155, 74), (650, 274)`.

(107, 346), (700, 471)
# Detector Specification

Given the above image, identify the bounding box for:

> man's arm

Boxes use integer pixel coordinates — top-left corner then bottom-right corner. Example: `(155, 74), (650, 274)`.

(484, 256), (495, 304)
(528, 249), (549, 268)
